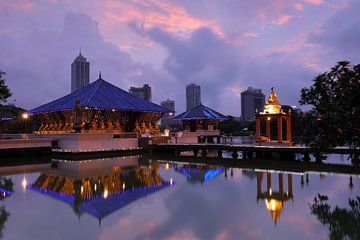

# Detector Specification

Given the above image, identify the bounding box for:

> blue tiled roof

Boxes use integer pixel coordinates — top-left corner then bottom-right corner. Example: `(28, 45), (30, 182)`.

(174, 104), (227, 120)
(30, 78), (168, 114)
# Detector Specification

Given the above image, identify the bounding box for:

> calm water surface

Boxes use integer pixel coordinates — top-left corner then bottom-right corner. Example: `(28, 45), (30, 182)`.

(0, 154), (359, 240)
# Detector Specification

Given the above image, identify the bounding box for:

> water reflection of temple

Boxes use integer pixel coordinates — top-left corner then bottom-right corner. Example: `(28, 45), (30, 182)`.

(29, 158), (171, 223)
(256, 172), (293, 225)
(175, 164), (223, 184)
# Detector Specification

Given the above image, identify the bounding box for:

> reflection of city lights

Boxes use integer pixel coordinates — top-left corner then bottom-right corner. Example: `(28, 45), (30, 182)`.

(269, 188), (272, 195)
(103, 189), (108, 199)
(81, 186), (84, 194)
(122, 183), (125, 190)
(165, 163), (170, 170)
(22, 113), (29, 119)
(22, 177), (27, 190)
(170, 178), (173, 186)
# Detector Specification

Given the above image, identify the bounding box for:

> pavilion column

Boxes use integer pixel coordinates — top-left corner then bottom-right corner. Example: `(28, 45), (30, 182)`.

(288, 174), (293, 196)
(267, 173), (272, 193)
(279, 173), (284, 195)
(266, 117), (271, 140)
(256, 117), (261, 141)
(257, 173), (262, 196)
(286, 117), (292, 143)
(277, 116), (283, 143)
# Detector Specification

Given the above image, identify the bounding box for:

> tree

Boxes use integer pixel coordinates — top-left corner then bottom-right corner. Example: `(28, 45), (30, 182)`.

(0, 71), (11, 102)
(310, 194), (360, 240)
(300, 61), (360, 155)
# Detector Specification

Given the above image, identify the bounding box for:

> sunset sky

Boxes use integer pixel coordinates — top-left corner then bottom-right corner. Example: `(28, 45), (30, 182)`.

(1, 0), (359, 115)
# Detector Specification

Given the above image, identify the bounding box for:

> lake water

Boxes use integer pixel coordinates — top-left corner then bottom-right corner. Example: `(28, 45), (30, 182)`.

(0, 154), (359, 240)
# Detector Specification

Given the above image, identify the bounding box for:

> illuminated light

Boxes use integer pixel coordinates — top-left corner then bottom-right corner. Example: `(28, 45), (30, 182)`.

(122, 182), (126, 190)
(269, 188), (272, 195)
(81, 186), (84, 194)
(22, 177), (27, 190)
(103, 189), (108, 199)
(170, 178), (173, 186)
(165, 163), (170, 170)
(267, 117), (271, 121)
(265, 199), (283, 212)
(94, 184), (97, 191)
(22, 113), (29, 119)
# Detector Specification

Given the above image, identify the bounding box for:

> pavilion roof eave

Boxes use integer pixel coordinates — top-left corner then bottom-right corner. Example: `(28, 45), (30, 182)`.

(175, 117), (227, 121)
(30, 107), (169, 115)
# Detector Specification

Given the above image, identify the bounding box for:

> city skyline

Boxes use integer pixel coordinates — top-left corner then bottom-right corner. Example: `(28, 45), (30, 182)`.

(1, 1), (360, 115)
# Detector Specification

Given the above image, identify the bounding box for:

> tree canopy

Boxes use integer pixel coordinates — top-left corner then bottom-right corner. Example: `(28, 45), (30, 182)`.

(300, 61), (360, 152)
(0, 71), (11, 102)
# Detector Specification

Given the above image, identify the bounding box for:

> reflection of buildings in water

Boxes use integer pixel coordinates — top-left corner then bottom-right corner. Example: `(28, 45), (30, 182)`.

(256, 172), (293, 225)
(175, 164), (223, 184)
(29, 159), (171, 223)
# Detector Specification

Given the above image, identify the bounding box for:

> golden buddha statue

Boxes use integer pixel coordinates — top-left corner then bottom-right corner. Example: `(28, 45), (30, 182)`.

(262, 87), (283, 114)
(115, 120), (122, 131)
(141, 121), (147, 133)
(38, 123), (45, 132)
(91, 119), (98, 130)
(107, 119), (113, 130)
(100, 119), (105, 130)
(58, 122), (63, 131)
(148, 122), (154, 131)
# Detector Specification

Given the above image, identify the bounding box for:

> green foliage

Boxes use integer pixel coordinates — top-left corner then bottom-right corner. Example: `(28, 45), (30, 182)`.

(300, 61), (360, 151)
(218, 116), (255, 135)
(0, 71), (11, 102)
(310, 194), (360, 240)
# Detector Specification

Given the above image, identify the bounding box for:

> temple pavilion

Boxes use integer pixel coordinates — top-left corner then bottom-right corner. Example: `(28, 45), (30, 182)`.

(256, 88), (292, 145)
(30, 75), (169, 135)
(174, 104), (227, 143)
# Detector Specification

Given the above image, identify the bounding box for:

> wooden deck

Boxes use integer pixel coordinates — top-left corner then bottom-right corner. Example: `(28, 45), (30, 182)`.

(149, 143), (360, 161)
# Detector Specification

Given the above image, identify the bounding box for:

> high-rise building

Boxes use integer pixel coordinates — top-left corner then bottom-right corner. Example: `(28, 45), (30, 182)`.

(241, 87), (265, 121)
(160, 98), (178, 128)
(129, 84), (152, 101)
(186, 83), (201, 110)
(161, 99), (175, 112)
(71, 52), (90, 93)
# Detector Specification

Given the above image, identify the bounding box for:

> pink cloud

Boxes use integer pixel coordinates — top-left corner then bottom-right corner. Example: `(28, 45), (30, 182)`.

(1, 0), (39, 12)
(272, 14), (292, 25)
(294, 3), (304, 10)
(98, 0), (224, 39)
(304, 0), (325, 5)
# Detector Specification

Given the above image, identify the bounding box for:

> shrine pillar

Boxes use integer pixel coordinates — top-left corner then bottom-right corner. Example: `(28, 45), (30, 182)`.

(266, 118), (271, 140)
(277, 116), (283, 143)
(256, 117), (261, 141)
(286, 117), (292, 142)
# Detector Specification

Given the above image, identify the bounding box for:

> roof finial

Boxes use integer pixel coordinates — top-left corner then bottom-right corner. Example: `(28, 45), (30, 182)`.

(79, 45), (82, 56)
(99, 71), (102, 79)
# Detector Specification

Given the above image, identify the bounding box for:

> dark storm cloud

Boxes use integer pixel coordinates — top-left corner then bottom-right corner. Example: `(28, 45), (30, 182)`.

(0, 12), (168, 109)
(147, 27), (241, 109)
(307, 1), (360, 63)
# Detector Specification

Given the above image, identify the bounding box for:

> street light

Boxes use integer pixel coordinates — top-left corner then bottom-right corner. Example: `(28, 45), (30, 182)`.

(22, 113), (29, 119)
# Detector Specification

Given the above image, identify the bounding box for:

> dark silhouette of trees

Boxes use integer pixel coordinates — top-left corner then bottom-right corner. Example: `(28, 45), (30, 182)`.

(310, 194), (360, 240)
(0, 177), (14, 239)
(0, 71), (11, 102)
(300, 61), (360, 162)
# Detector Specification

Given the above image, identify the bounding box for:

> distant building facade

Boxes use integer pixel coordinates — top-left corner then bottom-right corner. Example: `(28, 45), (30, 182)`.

(71, 52), (90, 93)
(186, 83), (201, 110)
(129, 84), (152, 101)
(241, 87), (265, 121)
(160, 98), (177, 128)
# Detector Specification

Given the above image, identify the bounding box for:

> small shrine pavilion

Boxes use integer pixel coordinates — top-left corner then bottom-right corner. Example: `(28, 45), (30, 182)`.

(30, 75), (169, 134)
(173, 104), (227, 143)
(256, 88), (292, 145)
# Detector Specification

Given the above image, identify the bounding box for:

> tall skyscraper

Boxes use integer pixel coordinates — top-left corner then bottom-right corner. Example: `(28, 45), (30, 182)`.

(129, 84), (152, 101)
(71, 52), (90, 93)
(241, 87), (265, 121)
(186, 83), (201, 110)
(161, 99), (175, 111)
(160, 98), (177, 127)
